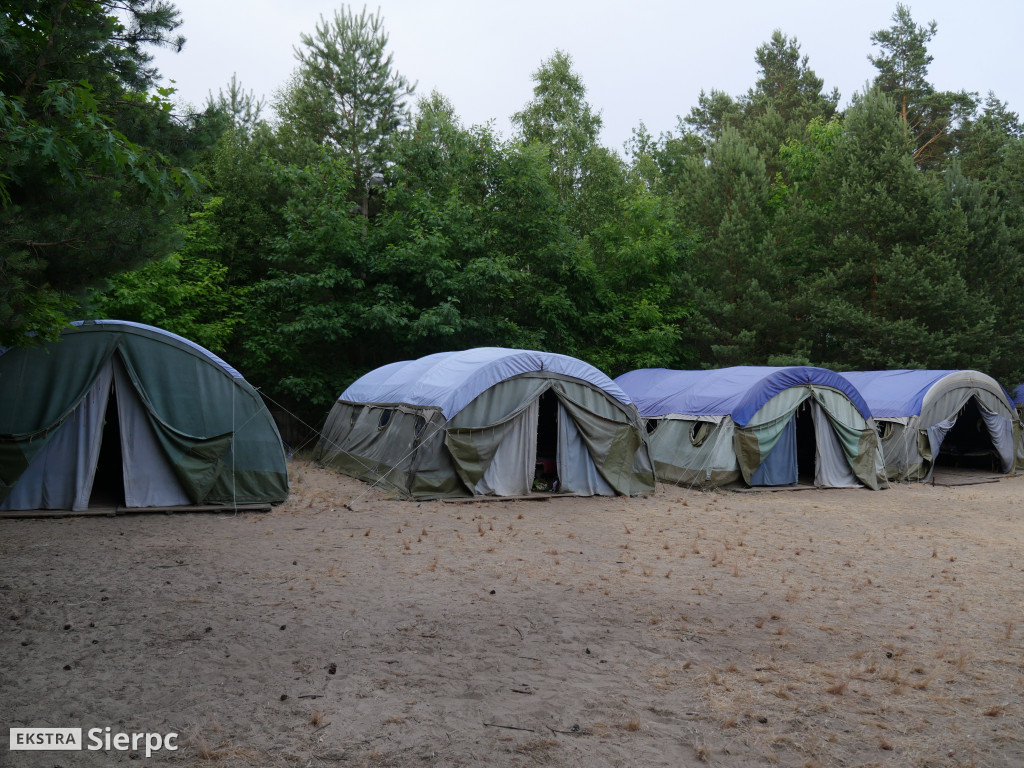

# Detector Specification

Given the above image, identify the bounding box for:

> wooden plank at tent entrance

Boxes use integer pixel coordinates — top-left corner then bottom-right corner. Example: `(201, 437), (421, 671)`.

(931, 477), (1002, 487)
(0, 508), (118, 519)
(441, 494), (555, 504)
(0, 503), (272, 520)
(929, 467), (1009, 487)
(732, 484), (835, 494)
(117, 504), (273, 514)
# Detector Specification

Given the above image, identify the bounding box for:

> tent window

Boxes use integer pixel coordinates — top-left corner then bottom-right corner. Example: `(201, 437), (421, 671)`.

(377, 409), (393, 430)
(645, 418), (660, 434)
(877, 420), (894, 440)
(689, 421), (711, 446)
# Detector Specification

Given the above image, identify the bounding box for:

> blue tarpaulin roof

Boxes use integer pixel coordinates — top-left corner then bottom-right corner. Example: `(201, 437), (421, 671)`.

(615, 366), (872, 427)
(840, 370), (961, 418)
(339, 348), (631, 420)
(841, 369), (1016, 418)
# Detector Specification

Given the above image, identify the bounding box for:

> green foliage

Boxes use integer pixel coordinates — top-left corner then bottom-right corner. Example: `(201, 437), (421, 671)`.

(375, 93), (522, 350)
(90, 198), (242, 353)
(512, 50), (608, 234)
(278, 5), (414, 190)
(869, 3), (978, 168)
(776, 88), (999, 373)
(583, 191), (693, 374)
(73, 3), (1024, 412)
(1, 0), (202, 346)
(238, 154), (371, 404)
(205, 74), (265, 134)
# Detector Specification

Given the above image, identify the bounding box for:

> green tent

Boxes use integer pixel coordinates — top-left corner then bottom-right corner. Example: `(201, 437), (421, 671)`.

(315, 348), (655, 499)
(0, 320), (289, 511)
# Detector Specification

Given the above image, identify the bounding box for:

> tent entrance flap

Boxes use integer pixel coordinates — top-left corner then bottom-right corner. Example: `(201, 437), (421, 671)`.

(443, 375), (649, 499)
(745, 405), (816, 487)
(750, 416), (797, 486)
(445, 395), (543, 497)
(112, 358), (192, 508)
(1, 361), (113, 512)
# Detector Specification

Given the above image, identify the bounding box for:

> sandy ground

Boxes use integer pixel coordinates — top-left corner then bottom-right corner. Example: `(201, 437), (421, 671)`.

(2, 458), (1023, 768)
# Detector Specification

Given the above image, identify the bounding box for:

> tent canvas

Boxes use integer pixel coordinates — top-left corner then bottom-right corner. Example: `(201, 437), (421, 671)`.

(314, 348), (655, 499)
(840, 370), (1017, 481)
(1013, 385), (1024, 472)
(615, 366), (886, 490)
(0, 320), (289, 511)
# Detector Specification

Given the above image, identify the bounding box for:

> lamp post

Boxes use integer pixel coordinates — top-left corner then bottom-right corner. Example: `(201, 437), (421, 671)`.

(362, 171), (385, 218)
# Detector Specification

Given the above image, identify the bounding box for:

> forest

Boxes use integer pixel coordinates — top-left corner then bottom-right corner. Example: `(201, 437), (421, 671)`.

(3, 1), (1024, 426)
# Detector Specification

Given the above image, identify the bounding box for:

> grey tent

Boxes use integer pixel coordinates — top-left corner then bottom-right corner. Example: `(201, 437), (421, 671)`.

(1014, 384), (1024, 471)
(315, 347), (655, 499)
(615, 366), (887, 489)
(0, 320), (289, 512)
(840, 370), (1018, 481)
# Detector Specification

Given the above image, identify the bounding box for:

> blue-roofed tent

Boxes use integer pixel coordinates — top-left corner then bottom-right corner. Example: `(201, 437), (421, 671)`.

(315, 348), (655, 499)
(840, 370), (1018, 481)
(615, 366), (886, 489)
(0, 320), (289, 512)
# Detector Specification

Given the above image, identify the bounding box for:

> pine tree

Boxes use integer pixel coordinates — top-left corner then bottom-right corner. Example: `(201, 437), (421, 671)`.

(782, 88), (996, 370)
(1, 0), (200, 345)
(276, 6), (414, 200)
(869, 3), (977, 168)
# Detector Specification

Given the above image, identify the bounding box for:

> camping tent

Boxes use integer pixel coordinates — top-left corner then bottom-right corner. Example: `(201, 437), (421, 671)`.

(840, 370), (1017, 481)
(1013, 385), (1024, 472)
(0, 320), (289, 512)
(314, 347), (655, 499)
(615, 366), (887, 489)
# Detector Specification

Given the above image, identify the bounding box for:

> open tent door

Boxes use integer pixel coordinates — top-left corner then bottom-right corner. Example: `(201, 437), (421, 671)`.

(929, 397), (1015, 475)
(88, 383), (126, 508)
(2, 357), (195, 512)
(534, 390), (559, 491)
(748, 402), (821, 487)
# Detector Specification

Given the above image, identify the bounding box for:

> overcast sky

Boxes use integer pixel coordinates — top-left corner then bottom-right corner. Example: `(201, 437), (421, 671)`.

(150, 0), (1023, 152)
